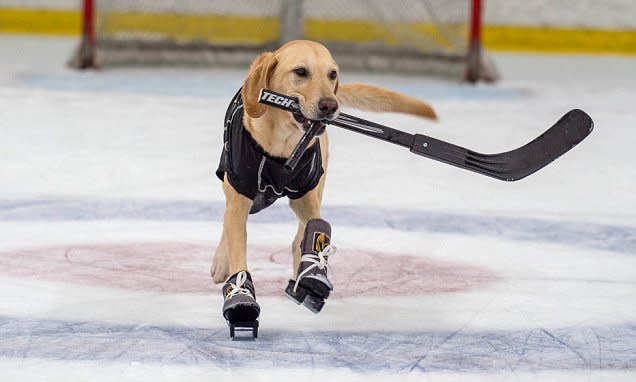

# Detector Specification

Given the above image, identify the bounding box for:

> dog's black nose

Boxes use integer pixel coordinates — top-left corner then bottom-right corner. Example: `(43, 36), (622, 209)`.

(318, 97), (338, 119)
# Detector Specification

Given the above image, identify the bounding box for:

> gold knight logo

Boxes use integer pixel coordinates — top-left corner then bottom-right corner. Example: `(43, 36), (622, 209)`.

(313, 232), (330, 253)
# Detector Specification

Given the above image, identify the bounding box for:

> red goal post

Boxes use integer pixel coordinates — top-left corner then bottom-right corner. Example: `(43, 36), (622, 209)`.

(70, 0), (497, 82)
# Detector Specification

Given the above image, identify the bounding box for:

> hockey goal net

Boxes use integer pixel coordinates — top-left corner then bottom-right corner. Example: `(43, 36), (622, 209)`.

(70, 0), (497, 82)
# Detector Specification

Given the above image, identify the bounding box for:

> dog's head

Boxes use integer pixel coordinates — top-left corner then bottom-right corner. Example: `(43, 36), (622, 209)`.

(242, 40), (340, 128)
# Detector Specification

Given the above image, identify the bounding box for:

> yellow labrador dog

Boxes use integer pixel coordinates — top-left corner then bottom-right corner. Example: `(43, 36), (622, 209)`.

(212, 40), (436, 333)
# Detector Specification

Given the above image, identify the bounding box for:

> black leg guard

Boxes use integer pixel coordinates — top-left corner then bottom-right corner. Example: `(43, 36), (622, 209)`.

(222, 271), (260, 339)
(285, 218), (335, 314)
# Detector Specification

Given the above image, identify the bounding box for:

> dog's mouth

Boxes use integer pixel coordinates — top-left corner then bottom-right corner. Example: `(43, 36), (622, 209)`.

(293, 112), (327, 136)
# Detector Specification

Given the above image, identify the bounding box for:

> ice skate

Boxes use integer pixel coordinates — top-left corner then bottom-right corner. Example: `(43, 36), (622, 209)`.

(222, 271), (259, 339)
(285, 218), (336, 313)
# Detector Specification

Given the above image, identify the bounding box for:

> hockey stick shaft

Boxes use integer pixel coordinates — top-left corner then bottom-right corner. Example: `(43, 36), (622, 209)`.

(284, 119), (325, 171)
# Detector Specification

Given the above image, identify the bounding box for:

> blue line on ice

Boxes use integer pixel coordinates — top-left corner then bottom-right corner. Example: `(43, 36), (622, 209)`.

(1, 199), (634, 255)
(0, 315), (634, 372)
(20, 72), (523, 100)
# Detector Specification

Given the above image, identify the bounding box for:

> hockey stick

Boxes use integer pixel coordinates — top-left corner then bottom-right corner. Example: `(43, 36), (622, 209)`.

(258, 89), (593, 181)
(284, 119), (325, 171)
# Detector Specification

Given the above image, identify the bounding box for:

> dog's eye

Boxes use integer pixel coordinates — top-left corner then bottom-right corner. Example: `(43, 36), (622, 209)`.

(329, 70), (338, 80)
(294, 67), (308, 77)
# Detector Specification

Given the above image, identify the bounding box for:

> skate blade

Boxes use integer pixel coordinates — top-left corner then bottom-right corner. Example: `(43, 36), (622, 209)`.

(285, 280), (325, 314)
(228, 320), (259, 340)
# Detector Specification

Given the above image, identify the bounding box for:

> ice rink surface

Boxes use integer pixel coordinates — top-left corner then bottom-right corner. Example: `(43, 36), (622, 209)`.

(0, 36), (635, 381)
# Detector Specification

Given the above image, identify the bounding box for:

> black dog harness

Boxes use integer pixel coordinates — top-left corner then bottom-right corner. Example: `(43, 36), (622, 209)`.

(216, 89), (324, 214)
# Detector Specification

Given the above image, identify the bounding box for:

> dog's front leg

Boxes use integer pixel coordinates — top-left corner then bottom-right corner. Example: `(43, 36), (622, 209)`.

(217, 177), (260, 334)
(287, 181), (335, 314)
(221, 177), (253, 276)
(290, 186), (323, 276)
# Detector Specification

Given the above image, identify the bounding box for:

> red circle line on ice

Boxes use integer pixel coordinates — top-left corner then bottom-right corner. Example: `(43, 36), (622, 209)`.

(0, 242), (497, 297)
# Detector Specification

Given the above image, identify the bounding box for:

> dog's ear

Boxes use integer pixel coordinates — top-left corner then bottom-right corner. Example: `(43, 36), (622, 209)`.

(242, 52), (278, 119)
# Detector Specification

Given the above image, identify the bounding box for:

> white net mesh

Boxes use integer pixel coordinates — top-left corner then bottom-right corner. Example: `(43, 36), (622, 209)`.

(95, 0), (282, 46)
(75, 0), (495, 79)
(304, 0), (468, 55)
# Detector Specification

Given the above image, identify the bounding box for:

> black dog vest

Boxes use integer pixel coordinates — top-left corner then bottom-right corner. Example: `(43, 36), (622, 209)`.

(216, 89), (324, 214)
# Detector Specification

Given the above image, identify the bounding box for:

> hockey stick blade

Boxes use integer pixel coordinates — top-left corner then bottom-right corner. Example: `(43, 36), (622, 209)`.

(410, 109), (593, 181)
(258, 89), (594, 181)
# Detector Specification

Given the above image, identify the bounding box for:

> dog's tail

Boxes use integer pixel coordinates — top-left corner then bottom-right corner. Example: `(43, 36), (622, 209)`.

(337, 83), (437, 121)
